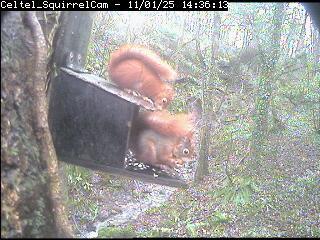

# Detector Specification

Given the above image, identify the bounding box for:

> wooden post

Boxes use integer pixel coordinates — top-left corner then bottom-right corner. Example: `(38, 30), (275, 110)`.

(53, 12), (95, 70)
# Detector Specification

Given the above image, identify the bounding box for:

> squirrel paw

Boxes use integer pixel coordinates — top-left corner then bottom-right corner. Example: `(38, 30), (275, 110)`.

(174, 159), (185, 168)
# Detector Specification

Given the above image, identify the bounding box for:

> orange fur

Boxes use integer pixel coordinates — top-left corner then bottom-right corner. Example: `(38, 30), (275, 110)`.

(131, 129), (194, 171)
(108, 45), (177, 109)
(138, 110), (195, 138)
(130, 110), (196, 170)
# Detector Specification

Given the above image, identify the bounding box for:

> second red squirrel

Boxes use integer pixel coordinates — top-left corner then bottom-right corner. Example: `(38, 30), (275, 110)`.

(130, 110), (196, 170)
(108, 45), (177, 110)
(138, 110), (195, 138)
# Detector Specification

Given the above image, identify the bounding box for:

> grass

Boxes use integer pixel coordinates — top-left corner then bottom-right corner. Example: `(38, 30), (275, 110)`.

(98, 225), (136, 238)
(126, 156), (319, 238)
(63, 132), (319, 238)
(208, 176), (259, 206)
(64, 164), (103, 226)
(66, 164), (93, 191)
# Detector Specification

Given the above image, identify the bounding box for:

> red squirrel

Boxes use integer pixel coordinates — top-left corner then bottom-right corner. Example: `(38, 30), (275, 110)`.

(138, 110), (195, 138)
(108, 45), (177, 109)
(130, 110), (196, 171)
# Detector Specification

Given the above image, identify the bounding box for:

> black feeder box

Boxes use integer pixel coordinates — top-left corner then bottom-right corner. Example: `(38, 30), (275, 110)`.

(48, 68), (188, 188)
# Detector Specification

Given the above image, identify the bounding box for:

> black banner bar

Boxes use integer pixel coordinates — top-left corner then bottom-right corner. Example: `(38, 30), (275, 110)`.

(1, 0), (229, 11)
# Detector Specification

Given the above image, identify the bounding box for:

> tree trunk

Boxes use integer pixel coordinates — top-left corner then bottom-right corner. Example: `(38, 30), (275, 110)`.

(194, 121), (210, 182)
(194, 12), (221, 182)
(1, 11), (73, 237)
(195, 74), (209, 182)
(251, 3), (285, 166)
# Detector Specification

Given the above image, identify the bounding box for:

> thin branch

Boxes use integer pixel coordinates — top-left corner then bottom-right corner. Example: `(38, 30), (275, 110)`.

(168, 38), (196, 59)
(195, 39), (207, 70)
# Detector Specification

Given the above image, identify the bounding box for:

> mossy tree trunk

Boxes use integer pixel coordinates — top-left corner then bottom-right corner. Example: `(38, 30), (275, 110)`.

(1, 11), (73, 237)
(251, 3), (285, 169)
(195, 77), (210, 182)
(195, 12), (221, 182)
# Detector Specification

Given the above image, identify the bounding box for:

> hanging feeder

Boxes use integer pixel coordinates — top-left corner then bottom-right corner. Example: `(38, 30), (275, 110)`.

(48, 12), (189, 188)
(48, 68), (188, 188)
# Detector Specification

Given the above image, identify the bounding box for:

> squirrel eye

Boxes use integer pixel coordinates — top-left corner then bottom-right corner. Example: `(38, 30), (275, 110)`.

(162, 98), (167, 103)
(183, 148), (189, 155)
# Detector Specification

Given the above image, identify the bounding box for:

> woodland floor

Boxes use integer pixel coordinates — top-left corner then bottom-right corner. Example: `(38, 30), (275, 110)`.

(69, 133), (320, 238)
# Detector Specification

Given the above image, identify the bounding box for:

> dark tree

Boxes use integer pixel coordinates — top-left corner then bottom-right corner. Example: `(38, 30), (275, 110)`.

(1, 11), (73, 237)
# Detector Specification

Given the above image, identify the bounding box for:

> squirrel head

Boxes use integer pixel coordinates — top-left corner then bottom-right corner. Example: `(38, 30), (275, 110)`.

(172, 133), (196, 163)
(154, 85), (175, 110)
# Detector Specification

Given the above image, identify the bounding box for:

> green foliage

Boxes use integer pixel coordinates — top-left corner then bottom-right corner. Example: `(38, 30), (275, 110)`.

(66, 165), (93, 191)
(169, 82), (202, 113)
(64, 165), (101, 223)
(140, 226), (174, 237)
(210, 176), (259, 206)
(209, 211), (231, 225)
(88, 203), (100, 222)
(186, 222), (208, 237)
(244, 226), (277, 237)
(98, 225), (136, 238)
(73, 5), (319, 238)
(295, 175), (319, 190)
(28, 199), (47, 236)
(8, 147), (19, 156)
(66, 194), (100, 222)
(86, 12), (117, 76)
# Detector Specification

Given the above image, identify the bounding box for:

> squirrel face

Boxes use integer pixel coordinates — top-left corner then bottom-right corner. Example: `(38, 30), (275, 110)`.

(154, 85), (175, 110)
(172, 135), (195, 164)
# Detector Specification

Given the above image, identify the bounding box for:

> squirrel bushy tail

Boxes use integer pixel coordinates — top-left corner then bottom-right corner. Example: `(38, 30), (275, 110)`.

(109, 45), (177, 81)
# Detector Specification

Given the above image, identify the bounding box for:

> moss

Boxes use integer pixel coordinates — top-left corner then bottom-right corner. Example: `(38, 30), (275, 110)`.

(1, 12), (61, 237)
(243, 226), (277, 237)
(97, 225), (136, 238)
(139, 227), (173, 238)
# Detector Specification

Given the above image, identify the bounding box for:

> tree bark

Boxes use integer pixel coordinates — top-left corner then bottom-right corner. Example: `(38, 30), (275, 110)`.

(251, 3), (285, 165)
(1, 11), (73, 237)
(194, 12), (222, 182)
